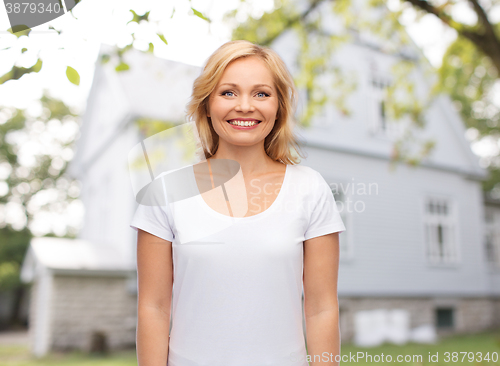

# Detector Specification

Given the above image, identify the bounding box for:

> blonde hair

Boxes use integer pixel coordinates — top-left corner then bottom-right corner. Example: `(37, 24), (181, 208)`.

(186, 40), (306, 165)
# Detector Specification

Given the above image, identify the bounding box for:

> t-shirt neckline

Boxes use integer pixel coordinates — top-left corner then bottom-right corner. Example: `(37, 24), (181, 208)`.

(196, 164), (291, 222)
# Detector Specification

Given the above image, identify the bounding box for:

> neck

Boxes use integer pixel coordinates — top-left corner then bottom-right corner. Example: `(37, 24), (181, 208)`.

(209, 143), (279, 177)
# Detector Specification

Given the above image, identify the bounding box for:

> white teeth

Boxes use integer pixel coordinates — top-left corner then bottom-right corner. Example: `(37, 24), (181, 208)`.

(228, 120), (259, 126)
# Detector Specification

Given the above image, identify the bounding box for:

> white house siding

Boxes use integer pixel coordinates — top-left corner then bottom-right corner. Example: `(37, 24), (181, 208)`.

(79, 123), (141, 262)
(300, 145), (487, 296)
(73, 66), (130, 174)
(114, 51), (201, 121)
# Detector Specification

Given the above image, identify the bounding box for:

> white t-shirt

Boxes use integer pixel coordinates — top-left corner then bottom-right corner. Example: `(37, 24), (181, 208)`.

(130, 163), (346, 366)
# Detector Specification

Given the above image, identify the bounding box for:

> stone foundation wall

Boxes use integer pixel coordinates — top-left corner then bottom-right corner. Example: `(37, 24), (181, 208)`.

(50, 274), (137, 352)
(337, 296), (500, 343)
(491, 298), (500, 328)
(44, 275), (500, 352)
(459, 298), (495, 333)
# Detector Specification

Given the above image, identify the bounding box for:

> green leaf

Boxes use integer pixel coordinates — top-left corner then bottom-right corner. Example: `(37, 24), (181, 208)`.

(148, 43), (154, 53)
(117, 43), (133, 57)
(100, 53), (110, 64)
(66, 66), (80, 86)
(128, 9), (150, 24)
(191, 7), (210, 22)
(8, 26), (31, 37)
(31, 58), (42, 71)
(157, 33), (168, 45)
(0, 58), (42, 84)
(48, 25), (61, 35)
(115, 61), (130, 72)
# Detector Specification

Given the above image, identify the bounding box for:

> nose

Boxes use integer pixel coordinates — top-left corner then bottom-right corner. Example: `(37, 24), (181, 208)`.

(235, 95), (254, 113)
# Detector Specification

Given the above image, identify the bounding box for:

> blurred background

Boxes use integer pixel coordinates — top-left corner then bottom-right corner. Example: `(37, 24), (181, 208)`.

(1, 0), (500, 364)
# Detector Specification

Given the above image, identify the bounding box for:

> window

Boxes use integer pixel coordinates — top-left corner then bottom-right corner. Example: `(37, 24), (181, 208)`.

(368, 66), (404, 139)
(423, 196), (459, 264)
(435, 307), (454, 329)
(329, 181), (352, 259)
(484, 206), (500, 267)
(372, 77), (390, 131)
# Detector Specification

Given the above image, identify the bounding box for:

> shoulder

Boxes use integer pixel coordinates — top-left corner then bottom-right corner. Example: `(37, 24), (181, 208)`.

(145, 168), (184, 206)
(287, 164), (324, 198)
(288, 164), (323, 184)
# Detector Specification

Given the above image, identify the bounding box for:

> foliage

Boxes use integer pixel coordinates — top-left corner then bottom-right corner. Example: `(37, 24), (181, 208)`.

(0, 92), (80, 292)
(390, 0), (500, 196)
(134, 117), (178, 139)
(0, 2), (208, 86)
(0, 227), (31, 291)
(436, 34), (500, 194)
(438, 37), (499, 137)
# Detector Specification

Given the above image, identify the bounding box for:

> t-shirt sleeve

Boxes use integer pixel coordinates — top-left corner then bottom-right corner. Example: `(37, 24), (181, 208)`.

(304, 171), (346, 241)
(129, 177), (175, 242)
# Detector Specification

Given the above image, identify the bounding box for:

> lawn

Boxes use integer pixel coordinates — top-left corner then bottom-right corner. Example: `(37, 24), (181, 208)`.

(1, 329), (500, 365)
(0, 345), (137, 366)
(338, 329), (500, 366)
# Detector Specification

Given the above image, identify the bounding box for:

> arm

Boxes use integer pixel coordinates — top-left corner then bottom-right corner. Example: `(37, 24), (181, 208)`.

(303, 232), (341, 366)
(136, 228), (174, 366)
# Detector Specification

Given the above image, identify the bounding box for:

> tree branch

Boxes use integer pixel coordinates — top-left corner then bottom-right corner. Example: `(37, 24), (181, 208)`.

(468, 0), (500, 48)
(403, 0), (500, 74)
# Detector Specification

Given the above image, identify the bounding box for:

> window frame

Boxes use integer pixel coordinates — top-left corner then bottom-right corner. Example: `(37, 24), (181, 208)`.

(484, 205), (500, 269)
(421, 194), (461, 266)
(367, 67), (406, 140)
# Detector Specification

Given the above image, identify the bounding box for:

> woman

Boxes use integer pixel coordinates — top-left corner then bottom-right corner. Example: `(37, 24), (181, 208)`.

(130, 40), (346, 366)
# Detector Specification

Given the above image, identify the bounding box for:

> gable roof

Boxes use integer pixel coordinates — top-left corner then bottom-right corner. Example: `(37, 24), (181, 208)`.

(20, 236), (134, 282)
(67, 43), (201, 180)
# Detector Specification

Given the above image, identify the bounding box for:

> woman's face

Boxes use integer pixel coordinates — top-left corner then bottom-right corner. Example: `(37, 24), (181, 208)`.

(207, 56), (279, 149)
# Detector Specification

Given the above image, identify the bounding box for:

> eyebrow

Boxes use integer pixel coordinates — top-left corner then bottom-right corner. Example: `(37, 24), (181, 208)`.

(219, 83), (273, 89)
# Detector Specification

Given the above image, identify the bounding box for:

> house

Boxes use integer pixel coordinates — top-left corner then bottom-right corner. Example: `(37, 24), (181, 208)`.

(20, 237), (136, 356)
(20, 0), (498, 356)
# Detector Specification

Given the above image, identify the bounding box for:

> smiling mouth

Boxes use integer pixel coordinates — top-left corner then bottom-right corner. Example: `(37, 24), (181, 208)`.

(226, 120), (261, 126)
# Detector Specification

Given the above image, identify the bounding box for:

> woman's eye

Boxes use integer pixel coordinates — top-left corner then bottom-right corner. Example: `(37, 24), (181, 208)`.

(221, 91), (269, 98)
